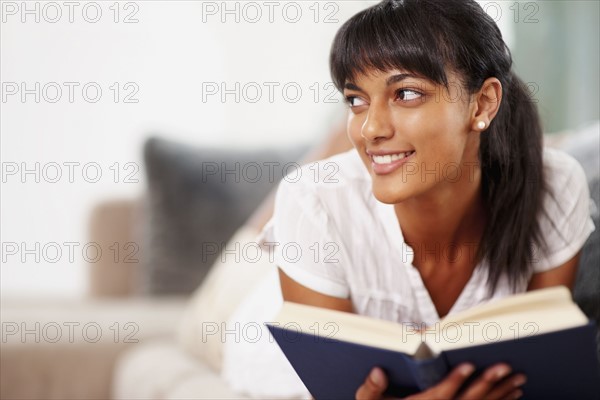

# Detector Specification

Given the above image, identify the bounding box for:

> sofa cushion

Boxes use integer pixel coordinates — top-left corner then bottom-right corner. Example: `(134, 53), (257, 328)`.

(112, 339), (241, 399)
(556, 122), (600, 324)
(221, 267), (310, 399)
(140, 137), (305, 295)
(176, 225), (275, 373)
(556, 121), (600, 365)
(1, 298), (186, 400)
(572, 176), (599, 322)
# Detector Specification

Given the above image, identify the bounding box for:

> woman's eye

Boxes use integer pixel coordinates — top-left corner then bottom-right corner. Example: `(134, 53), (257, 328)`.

(345, 96), (367, 108)
(396, 89), (422, 102)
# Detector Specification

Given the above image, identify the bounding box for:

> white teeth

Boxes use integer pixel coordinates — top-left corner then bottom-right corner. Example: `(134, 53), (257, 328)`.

(372, 151), (414, 164)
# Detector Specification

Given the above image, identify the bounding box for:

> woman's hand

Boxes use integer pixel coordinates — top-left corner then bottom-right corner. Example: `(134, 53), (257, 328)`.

(355, 363), (526, 400)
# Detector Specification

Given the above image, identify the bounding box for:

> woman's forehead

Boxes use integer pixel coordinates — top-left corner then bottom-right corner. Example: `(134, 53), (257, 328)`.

(343, 67), (461, 87)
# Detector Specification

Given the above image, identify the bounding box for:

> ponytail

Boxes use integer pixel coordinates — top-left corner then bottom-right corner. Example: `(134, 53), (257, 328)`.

(478, 73), (547, 293)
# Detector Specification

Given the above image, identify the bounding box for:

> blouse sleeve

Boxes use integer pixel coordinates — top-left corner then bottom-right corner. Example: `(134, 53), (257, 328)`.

(258, 176), (350, 298)
(533, 149), (596, 272)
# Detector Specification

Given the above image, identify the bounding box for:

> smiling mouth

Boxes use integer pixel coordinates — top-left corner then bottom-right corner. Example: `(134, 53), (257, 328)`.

(371, 151), (415, 165)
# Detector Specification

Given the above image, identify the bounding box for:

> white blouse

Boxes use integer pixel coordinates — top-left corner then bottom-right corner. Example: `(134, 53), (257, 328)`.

(260, 147), (596, 326)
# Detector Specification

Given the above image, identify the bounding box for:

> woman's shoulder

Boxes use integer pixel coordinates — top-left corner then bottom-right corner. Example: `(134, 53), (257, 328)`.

(541, 146), (590, 207)
(543, 146), (588, 179)
(535, 146), (595, 271)
(276, 149), (371, 197)
(302, 148), (370, 184)
(271, 149), (375, 236)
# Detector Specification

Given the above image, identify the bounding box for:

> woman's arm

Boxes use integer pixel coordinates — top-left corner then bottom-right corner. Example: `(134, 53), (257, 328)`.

(527, 250), (581, 291)
(278, 268), (353, 312)
(279, 269), (525, 400)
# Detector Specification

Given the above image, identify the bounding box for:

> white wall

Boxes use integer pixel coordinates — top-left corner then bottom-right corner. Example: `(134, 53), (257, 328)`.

(1, 1), (520, 298)
(1, 1), (375, 298)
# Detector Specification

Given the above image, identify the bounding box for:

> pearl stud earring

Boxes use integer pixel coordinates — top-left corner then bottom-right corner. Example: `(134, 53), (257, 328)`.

(477, 121), (486, 130)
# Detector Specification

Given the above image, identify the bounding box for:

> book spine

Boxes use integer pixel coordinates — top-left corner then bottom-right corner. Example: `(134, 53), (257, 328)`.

(412, 356), (448, 391)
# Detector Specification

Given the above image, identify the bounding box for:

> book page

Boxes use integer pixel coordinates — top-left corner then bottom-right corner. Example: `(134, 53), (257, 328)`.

(425, 286), (588, 353)
(273, 287), (589, 357)
(272, 302), (423, 355)
(440, 286), (572, 324)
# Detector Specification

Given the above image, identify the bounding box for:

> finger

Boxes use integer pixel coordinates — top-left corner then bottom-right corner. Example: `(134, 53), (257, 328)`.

(485, 374), (526, 400)
(408, 363), (475, 399)
(457, 363), (512, 400)
(356, 367), (388, 400)
(500, 388), (524, 400)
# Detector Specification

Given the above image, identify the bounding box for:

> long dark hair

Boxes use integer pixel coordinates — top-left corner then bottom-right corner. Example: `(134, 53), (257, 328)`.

(330, 0), (547, 294)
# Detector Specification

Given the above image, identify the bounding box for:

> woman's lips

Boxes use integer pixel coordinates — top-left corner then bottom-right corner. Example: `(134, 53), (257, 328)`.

(370, 151), (416, 175)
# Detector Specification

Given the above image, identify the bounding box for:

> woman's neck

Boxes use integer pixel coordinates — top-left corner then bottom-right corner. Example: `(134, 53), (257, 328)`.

(394, 161), (487, 271)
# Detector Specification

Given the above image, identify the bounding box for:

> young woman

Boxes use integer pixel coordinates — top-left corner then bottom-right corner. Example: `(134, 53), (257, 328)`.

(261, 0), (595, 398)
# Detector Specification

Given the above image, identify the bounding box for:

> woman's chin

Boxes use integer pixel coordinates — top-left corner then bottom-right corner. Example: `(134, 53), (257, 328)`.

(371, 185), (411, 205)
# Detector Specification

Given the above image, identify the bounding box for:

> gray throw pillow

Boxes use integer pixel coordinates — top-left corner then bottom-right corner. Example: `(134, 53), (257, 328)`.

(573, 176), (600, 324)
(140, 136), (306, 295)
(560, 124), (600, 365)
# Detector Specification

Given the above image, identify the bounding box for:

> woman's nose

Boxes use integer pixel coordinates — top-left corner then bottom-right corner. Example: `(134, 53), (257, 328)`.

(361, 102), (394, 142)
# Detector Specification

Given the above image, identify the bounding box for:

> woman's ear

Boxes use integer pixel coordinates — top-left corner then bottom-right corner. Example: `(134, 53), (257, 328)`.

(471, 77), (502, 132)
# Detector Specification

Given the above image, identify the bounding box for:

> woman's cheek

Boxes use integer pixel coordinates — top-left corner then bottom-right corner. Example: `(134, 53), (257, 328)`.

(391, 108), (433, 138)
(347, 117), (364, 146)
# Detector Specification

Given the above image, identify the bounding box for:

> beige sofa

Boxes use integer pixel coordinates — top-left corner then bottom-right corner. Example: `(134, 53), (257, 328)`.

(2, 138), (310, 400)
(0, 198), (261, 399)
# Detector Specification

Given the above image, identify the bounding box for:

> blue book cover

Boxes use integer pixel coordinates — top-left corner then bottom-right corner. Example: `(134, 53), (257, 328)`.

(267, 323), (599, 399)
(266, 290), (600, 399)
(267, 324), (446, 398)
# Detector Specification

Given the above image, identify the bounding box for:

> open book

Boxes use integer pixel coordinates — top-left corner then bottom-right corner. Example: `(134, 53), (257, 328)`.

(266, 286), (599, 399)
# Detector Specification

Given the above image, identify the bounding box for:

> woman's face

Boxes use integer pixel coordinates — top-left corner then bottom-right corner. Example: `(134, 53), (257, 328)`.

(344, 68), (481, 204)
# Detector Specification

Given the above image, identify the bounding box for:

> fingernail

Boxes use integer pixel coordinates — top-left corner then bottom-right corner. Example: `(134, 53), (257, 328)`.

(513, 375), (527, 387)
(511, 389), (523, 399)
(369, 368), (384, 387)
(495, 365), (511, 379)
(459, 364), (475, 377)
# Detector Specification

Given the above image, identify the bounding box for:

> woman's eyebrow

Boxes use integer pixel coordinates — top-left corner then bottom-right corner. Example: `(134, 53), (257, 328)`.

(344, 73), (420, 91)
(344, 82), (362, 91)
(386, 73), (418, 86)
